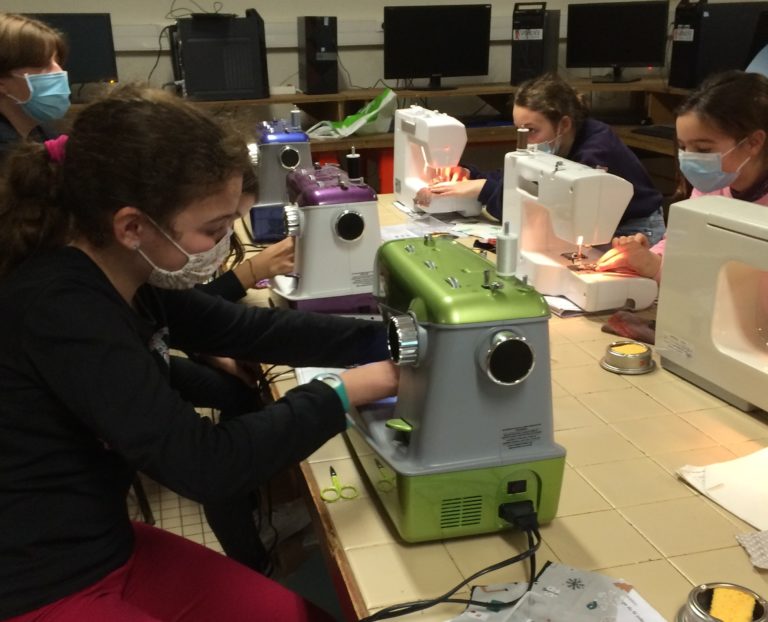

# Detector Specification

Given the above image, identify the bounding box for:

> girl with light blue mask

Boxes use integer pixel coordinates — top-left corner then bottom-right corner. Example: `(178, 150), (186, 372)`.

(0, 13), (70, 157)
(596, 70), (768, 281)
(675, 71), (768, 200)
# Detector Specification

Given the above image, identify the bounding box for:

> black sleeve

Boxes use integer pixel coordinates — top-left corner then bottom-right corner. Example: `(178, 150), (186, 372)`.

(23, 286), (353, 504)
(158, 286), (390, 367)
(194, 270), (247, 302)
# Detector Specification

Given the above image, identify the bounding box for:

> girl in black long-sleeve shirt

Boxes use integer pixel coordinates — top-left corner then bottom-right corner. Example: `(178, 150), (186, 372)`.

(0, 85), (397, 621)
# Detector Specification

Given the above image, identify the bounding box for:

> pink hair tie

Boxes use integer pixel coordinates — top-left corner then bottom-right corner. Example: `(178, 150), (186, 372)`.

(44, 135), (69, 164)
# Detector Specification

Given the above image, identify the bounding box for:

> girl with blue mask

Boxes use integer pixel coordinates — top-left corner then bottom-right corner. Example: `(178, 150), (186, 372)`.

(0, 13), (69, 160)
(7, 70), (71, 123)
(596, 70), (768, 281)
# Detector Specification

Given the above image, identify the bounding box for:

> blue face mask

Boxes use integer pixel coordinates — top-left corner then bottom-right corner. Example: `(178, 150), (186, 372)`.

(531, 134), (562, 155)
(10, 71), (71, 123)
(678, 139), (750, 193)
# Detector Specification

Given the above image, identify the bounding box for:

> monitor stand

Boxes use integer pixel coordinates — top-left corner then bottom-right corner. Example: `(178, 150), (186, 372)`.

(591, 65), (640, 84)
(414, 74), (457, 91)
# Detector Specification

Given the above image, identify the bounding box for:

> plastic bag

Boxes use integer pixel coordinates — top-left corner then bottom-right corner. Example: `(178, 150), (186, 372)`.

(306, 88), (397, 139)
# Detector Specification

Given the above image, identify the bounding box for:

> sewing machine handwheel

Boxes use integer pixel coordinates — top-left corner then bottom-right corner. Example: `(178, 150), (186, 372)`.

(387, 314), (419, 366)
(484, 331), (534, 386)
(335, 210), (365, 242)
(279, 146), (301, 170)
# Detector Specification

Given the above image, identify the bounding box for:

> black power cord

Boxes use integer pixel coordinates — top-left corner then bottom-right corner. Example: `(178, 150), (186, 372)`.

(358, 500), (541, 621)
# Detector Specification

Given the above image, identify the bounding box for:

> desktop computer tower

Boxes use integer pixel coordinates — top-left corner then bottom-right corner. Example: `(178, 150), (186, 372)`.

(298, 16), (338, 94)
(669, 0), (768, 89)
(170, 11), (269, 100)
(511, 3), (560, 85)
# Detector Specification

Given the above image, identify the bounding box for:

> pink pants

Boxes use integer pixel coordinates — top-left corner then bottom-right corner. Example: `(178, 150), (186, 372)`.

(7, 522), (336, 622)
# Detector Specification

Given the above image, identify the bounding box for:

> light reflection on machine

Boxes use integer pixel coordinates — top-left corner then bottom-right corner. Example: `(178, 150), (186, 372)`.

(656, 196), (768, 412)
(393, 105), (482, 217)
(502, 144), (659, 312)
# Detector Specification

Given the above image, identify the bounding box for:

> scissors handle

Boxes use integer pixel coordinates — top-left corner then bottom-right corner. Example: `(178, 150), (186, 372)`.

(321, 466), (358, 502)
(321, 487), (341, 502)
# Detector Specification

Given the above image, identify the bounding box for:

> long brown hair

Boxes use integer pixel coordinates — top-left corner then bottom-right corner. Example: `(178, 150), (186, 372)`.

(514, 73), (590, 132)
(0, 13), (68, 74)
(0, 85), (250, 276)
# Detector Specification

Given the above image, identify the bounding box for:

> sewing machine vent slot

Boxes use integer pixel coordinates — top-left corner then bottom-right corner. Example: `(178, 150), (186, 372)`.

(440, 496), (483, 528)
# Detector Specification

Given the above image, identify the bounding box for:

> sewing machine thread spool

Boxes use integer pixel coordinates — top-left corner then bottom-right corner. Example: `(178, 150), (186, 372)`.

(516, 127), (530, 150)
(496, 221), (518, 277)
(290, 106), (302, 130)
(346, 146), (361, 180)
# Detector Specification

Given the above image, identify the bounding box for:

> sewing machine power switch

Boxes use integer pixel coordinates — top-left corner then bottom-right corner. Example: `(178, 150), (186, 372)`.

(507, 480), (527, 494)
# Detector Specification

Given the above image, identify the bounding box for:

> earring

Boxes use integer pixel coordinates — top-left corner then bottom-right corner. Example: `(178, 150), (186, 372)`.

(132, 242), (140, 251)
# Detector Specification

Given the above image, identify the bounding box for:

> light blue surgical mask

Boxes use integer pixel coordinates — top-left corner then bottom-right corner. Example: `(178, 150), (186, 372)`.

(678, 139), (750, 193)
(9, 71), (71, 123)
(531, 134), (561, 155)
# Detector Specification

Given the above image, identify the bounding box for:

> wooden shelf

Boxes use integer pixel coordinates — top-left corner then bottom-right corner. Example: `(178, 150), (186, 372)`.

(187, 79), (687, 157)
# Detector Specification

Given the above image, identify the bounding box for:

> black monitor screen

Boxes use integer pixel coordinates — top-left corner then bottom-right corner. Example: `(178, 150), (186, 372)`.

(26, 13), (118, 85)
(566, 1), (669, 70)
(384, 4), (492, 89)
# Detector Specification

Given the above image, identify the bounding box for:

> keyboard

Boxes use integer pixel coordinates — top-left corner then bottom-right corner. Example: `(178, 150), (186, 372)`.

(631, 124), (676, 139)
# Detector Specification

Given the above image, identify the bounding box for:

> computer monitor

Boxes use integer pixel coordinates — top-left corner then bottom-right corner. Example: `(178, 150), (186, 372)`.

(566, 1), (669, 83)
(383, 4), (492, 90)
(25, 13), (118, 85)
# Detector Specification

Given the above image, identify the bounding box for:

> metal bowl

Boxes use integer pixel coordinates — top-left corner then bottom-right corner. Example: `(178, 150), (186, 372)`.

(600, 340), (655, 375)
(677, 583), (767, 622)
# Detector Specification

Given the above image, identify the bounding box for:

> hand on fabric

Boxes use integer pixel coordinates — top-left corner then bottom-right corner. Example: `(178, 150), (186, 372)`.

(340, 361), (399, 407)
(414, 175), (484, 208)
(595, 233), (661, 279)
(427, 178), (486, 199)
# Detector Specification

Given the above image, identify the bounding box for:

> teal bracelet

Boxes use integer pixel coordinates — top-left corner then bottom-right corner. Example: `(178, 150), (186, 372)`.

(314, 373), (351, 414)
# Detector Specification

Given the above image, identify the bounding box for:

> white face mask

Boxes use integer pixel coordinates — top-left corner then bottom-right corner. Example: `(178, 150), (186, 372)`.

(138, 219), (233, 290)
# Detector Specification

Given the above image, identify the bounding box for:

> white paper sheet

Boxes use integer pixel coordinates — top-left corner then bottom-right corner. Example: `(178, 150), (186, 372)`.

(677, 447), (768, 530)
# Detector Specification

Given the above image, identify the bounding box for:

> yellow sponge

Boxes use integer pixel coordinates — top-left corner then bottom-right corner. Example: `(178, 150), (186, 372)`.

(709, 586), (756, 622)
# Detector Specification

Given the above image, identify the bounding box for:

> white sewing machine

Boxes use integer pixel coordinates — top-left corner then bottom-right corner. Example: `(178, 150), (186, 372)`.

(502, 148), (659, 312)
(393, 105), (482, 217)
(656, 196), (768, 412)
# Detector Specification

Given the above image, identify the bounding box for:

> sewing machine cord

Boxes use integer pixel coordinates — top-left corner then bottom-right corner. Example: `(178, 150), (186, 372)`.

(358, 525), (541, 621)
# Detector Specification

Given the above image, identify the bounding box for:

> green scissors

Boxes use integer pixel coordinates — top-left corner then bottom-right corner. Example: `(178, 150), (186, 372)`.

(320, 466), (358, 502)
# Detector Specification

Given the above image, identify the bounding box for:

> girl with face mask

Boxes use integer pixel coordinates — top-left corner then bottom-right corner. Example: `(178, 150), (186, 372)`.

(416, 73), (666, 246)
(596, 71), (768, 281)
(0, 13), (70, 162)
(0, 85), (397, 621)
